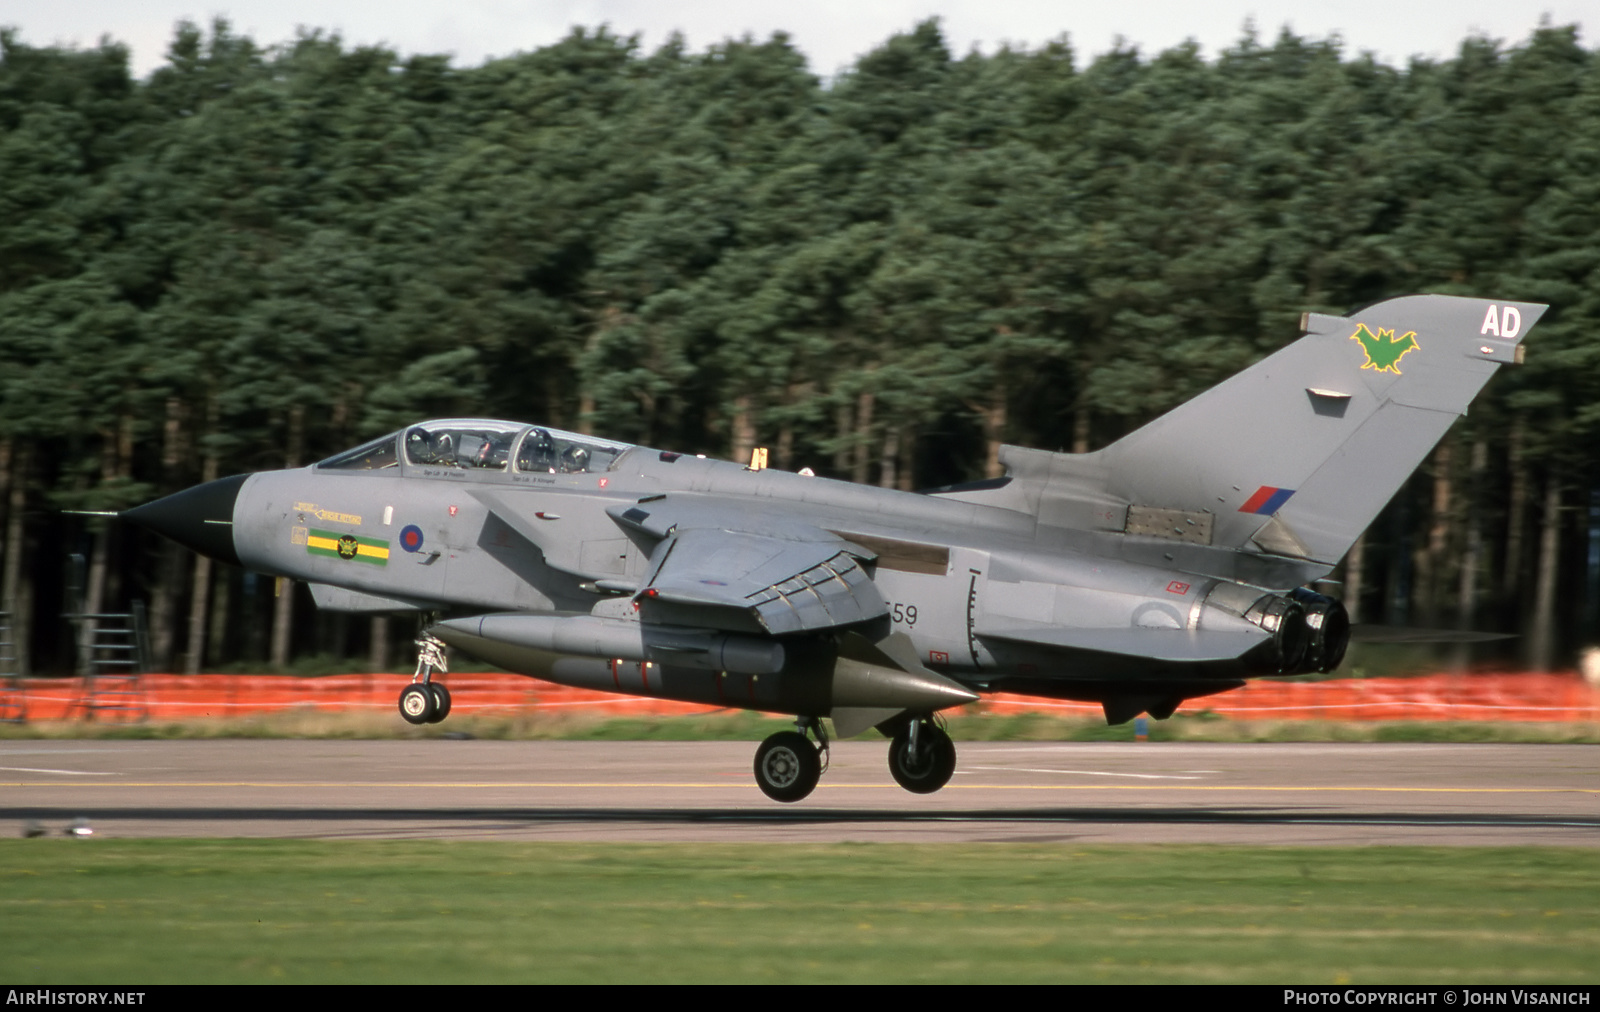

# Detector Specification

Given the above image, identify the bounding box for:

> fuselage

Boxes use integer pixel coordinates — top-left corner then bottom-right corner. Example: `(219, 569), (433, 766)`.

(154, 419), (1313, 708)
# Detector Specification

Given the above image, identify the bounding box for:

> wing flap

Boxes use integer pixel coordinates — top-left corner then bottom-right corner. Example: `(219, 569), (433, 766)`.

(642, 527), (887, 634)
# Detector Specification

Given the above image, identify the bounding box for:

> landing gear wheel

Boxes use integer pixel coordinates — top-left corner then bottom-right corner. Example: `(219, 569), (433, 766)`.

(399, 684), (434, 725)
(754, 731), (822, 803)
(426, 682), (452, 724)
(888, 724), (956, 794)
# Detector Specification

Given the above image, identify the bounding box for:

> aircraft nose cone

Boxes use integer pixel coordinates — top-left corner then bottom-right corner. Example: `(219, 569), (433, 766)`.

(123, 474), (247, 566)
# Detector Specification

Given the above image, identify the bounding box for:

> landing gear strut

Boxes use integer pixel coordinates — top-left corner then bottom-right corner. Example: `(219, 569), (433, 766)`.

(753, 716), (829, 803)
(399, 630), (450, 726)
(887, 717), (956, 794)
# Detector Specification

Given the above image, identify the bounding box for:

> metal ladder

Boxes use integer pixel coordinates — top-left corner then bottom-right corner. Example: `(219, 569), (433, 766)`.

(69, 601), (150, 723)
(0, 611), (22, 723)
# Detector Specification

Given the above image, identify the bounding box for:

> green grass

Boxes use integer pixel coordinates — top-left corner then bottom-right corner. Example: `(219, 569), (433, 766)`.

(0, 841), (1594, 983)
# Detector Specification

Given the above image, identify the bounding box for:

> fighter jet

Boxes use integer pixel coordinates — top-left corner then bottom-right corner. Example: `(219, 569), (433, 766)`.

(126, 295), (1543, 802)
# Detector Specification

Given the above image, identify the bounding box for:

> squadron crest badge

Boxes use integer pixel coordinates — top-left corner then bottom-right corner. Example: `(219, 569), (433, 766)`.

(1350, 323), (1419, 375)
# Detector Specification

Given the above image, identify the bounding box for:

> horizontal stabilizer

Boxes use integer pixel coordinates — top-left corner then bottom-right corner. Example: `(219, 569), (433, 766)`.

(977, 622), (1268, 662)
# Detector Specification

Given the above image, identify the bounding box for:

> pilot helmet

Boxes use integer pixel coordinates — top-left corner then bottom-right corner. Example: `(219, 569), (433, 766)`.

(406, 428), (433, 460)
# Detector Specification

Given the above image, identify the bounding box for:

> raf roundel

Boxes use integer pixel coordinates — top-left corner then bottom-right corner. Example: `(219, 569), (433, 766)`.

(399, 524), (425, 553)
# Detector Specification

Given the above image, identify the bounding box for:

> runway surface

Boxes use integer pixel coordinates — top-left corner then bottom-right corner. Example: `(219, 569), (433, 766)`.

(3, 740), (1597, 845)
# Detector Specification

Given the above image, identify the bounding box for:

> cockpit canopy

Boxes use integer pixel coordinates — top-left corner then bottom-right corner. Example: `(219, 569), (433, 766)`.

(316, 420), (634, 475)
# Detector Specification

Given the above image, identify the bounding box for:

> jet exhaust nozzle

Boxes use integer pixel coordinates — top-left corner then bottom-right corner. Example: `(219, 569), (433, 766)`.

(1200, 581), (1311, 674)
(1290, 588), (1351, 673)
(1243, 594), (1308, 673)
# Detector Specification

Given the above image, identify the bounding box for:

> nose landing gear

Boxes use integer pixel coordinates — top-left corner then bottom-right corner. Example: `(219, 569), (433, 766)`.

(399, 631), (451, 726)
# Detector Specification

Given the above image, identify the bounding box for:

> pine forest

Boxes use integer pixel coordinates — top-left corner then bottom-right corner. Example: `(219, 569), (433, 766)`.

(2, 19), (1598, 675)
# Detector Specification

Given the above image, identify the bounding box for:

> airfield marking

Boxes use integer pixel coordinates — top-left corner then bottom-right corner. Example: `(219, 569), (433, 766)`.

(964, 766), (1205, 779)
(4, 780), (1597, 794)
(0, 767), (122, 776)
(0, 747), (137, 755)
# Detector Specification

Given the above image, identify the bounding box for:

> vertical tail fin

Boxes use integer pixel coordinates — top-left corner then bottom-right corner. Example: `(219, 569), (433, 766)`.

(1001, 295), (1545, 566)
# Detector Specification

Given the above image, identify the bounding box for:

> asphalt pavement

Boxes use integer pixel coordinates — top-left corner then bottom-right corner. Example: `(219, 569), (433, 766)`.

(3, 740), (1596, 845)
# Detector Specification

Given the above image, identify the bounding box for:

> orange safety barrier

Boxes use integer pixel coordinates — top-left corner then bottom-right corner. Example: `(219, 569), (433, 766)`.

(13, 671), (1600, 723)
(984, 672), (1600, 722)
(18, 672), (721, 722)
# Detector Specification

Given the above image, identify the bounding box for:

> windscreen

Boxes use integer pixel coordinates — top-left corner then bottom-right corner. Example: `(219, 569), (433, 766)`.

(316, 432), (400, 470)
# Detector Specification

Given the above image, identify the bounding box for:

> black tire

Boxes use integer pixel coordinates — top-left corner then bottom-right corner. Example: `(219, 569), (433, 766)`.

(426, 682), (452, 724)
(399, 684), (434, 725)
(753, 731), (821, 803)
(888, 724), (956, 794)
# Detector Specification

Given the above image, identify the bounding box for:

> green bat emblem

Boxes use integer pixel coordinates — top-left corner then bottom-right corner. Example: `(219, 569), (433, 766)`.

(1350, 323), (1419, 374)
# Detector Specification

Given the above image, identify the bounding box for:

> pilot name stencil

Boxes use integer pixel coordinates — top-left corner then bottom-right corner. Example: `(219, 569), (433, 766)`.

(295, 501), (362, 526)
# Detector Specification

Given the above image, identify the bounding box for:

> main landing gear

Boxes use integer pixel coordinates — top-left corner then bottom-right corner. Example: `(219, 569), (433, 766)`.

(887, 717), (956, 794)
(754, 717), (829, 803)
(751, 714), (959, 802)
(399, 631), (452, 725)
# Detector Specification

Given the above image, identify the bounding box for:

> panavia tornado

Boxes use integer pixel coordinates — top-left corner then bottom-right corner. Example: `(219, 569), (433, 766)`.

(126, 295), (1543, 802)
